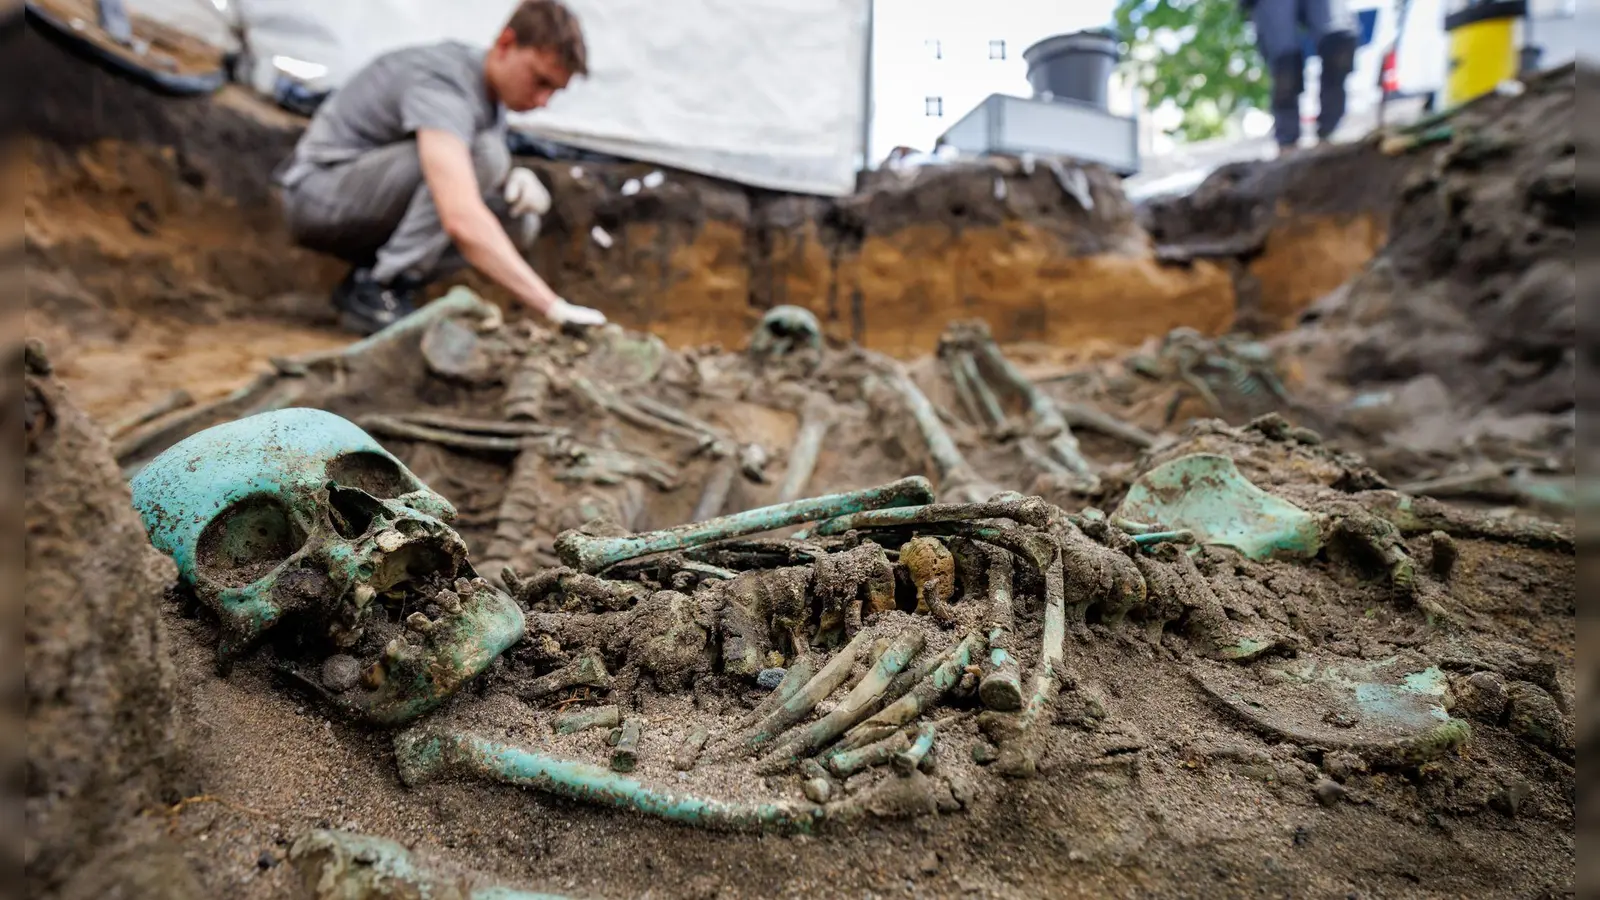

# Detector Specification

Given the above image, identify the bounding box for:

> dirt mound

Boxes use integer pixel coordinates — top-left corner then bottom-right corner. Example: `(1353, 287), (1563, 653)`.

(1140, 137), (1409, 334)
(22, 340), (201, 899)
(1278, 66), (1576, 489)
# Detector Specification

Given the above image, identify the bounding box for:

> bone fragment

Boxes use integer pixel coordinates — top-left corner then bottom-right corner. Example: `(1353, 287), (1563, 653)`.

(989, 539), (1067, 777)
(738, 655), (819, 729)
(554, 705), (621, 735)
(954, 351), (1007, 431)
(965, 328), (1097, 487)
(893, 723), (937, 774)
(358, 415), (527, 452)
(524, 652), (612, 701)
(503, 355), (554, 421)
(945, 350), (987, 430)
(673, 725), (712, 771)
(827, 731), (911, 777)
(609, 718), (642, 772)
(1057, 401), (1157, 448)
(874, 372), (1000, 503)
(977, 550), (1023, 712)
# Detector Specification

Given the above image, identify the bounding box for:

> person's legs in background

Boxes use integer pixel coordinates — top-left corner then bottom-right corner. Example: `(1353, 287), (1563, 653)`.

(282, 132), (516, 335)
(1252, 0), (1305, 153)
(1303, 0), (1359, 141)
(371, 131), (513, 287)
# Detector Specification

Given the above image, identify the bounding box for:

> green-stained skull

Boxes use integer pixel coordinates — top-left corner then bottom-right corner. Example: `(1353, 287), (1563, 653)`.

(131, 408), (524, 725)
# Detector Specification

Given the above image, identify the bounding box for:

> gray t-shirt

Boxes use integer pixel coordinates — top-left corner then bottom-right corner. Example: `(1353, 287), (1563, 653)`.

(277, 41), (504, 187)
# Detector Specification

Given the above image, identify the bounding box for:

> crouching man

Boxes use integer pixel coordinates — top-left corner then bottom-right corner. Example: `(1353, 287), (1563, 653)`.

(275, 0), (606, 334)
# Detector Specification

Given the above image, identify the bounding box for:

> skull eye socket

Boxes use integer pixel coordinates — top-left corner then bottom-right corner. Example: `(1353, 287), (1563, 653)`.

(326, 451), (412, 499)
(329, 485), (384, 540)
(195, 495), (307, 588)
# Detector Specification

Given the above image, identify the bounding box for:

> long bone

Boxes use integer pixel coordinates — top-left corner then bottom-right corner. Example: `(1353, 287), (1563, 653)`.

(556, 476), (934, 573)
(777, 395), (833, 503)
(989, 537), (1068, 778)
(961, 327), (1098, 488)
(812, 497), (1053, 537)
(873, 372), (1002, 504)
(395, 726), (820, 833)
(692, 455), (740, 522)
(953, 351), (1007, 431)
(944, 349), (988, 431)
(976, 548), (1023, 712)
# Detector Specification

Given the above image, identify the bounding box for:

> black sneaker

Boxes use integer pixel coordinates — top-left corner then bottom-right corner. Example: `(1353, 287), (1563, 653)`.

(331, 268), (420, 336)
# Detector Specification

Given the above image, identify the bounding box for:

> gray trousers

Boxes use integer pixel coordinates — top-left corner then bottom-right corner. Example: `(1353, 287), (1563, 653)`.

(1252, 0), (1358, 146)
(281, 131), (513, 284)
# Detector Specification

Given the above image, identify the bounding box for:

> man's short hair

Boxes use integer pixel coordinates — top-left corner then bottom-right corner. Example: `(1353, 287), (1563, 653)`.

(504, 0), (588, 77)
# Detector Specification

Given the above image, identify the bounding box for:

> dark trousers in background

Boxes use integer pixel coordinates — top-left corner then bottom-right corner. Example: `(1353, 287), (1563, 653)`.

(1251, 0), (1359, 147)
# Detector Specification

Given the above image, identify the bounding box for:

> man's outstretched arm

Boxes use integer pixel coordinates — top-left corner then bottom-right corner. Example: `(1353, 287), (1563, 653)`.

(417, 128), (604, 325)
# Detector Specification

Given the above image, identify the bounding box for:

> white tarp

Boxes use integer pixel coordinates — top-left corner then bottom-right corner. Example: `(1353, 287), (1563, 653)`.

(132, 0), (871, 195)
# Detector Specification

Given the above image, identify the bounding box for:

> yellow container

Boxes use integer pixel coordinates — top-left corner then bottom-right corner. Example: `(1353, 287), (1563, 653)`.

(1444, 0), (1525, 107)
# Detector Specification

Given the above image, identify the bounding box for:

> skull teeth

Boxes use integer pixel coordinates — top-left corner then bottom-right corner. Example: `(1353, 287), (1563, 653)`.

(375, 530), (406, 552)
(353, 584), (377, 608)
(406, 612), (435, 634)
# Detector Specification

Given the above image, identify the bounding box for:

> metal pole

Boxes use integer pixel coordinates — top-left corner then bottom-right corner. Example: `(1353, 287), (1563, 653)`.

(861, 0), (875, 170)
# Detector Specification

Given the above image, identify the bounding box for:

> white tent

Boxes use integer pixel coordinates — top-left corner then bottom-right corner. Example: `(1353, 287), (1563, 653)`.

(126, 0), (872, 196)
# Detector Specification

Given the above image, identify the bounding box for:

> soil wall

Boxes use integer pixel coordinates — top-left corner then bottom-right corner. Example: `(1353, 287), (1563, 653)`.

(26, 22), (1388, 358)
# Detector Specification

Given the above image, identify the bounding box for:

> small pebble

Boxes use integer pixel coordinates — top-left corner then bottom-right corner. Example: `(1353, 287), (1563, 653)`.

(946, 775), (975, 808)
(1455, 671), (1509, 721)
(257, 851), (277, 870)
(918, 851), (940, 875)
(1314, 778), (1347, 808)
(1292, 825), (1312, 847)
(1322, 751), (1367, 782)
(320, 655), (362, 693)
(1490, 778), (1532, 818)
(756, 668), (787, 691)
(1506, 682), (1568, 750)
(1428, 531), (1458, 578)
(803, 777), (832, 804)
(971, 743), (998, 765)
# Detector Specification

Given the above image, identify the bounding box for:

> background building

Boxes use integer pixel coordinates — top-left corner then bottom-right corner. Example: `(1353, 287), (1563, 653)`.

(865, 0), (1125, 165)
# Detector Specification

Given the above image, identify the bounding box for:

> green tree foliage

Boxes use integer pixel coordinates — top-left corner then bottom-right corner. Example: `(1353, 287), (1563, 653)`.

(1113, 0), (1270, 142)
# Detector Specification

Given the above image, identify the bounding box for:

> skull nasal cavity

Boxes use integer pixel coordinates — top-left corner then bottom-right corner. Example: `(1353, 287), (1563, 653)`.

(330, 486), (385, 539)
(196, 495), (307, 587)
(326, 451), (411, 499)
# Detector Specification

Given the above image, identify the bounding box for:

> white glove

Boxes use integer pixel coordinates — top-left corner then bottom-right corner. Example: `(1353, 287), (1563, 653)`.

(504, 167), (551, 217)
(546, 298), (607, 327)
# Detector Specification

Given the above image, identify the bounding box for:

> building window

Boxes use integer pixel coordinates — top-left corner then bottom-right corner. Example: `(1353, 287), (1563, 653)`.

(924, 96), (943, 117)
(989, 39), (1007, 60)
(925, 39), (942, 60)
